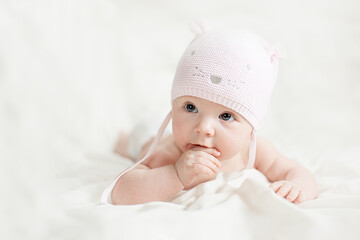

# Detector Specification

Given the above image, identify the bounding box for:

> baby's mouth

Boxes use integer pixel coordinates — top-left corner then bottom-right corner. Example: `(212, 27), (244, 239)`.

(187, 143), (221, 158)
(188, 143), (206, 149)
(187, 143), (217, 151)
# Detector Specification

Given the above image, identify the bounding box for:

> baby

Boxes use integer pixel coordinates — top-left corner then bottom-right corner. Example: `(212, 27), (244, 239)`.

(101, 22), (318, 205)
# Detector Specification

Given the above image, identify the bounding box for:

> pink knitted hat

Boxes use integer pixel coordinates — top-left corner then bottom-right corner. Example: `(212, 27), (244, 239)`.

(171, 22), (282, 130)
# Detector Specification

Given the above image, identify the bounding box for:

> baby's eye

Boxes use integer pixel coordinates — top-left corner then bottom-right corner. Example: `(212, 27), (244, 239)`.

(185, 104), (198, 113)
(219, 113), (234, 121)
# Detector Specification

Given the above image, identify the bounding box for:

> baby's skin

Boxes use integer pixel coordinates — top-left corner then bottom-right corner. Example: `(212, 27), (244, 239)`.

(112, 96), (318, 205)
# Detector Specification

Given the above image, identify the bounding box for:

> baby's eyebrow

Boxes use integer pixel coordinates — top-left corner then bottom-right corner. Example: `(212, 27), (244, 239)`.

(183, 100), (196, 105)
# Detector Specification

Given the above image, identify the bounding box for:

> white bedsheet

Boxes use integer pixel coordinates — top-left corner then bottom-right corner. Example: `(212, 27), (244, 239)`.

(61, 148), (360, 240)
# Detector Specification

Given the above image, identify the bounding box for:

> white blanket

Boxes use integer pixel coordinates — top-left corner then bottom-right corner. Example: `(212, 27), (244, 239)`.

(61, 150), (360, 240)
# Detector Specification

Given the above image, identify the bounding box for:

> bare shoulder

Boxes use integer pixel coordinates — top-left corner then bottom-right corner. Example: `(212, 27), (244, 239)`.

(139, 134), (183, 169)
(256, 136), (280, 154)
(255, 136), (282, 171)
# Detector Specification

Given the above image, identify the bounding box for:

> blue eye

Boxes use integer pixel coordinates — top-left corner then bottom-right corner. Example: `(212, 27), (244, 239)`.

(185, 104), (198, 113)
(220, 113), (234, 121)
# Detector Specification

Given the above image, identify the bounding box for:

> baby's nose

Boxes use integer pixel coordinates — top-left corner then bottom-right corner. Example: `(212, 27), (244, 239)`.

(194, 117), (215, 137)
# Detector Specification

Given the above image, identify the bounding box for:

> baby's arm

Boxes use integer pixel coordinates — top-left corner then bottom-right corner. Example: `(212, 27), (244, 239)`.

(255, 137), (318, 204)
(111, 143), (221, 205)
(111, 164), (184, 205)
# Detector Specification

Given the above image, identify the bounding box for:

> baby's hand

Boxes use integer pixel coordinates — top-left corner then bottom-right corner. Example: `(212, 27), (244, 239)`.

(270, 180), (306, 204)
(175, 147), (222, 189)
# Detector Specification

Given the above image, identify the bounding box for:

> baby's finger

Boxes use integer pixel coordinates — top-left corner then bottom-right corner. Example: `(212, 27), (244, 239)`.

(193, 163), (215, 175)
(191, 146), (221, 158)
(201, 147), (221, 158)
(192, 157), (220, 174)
(191, 149), (222, 168)
(294, 191), (306, 204)
(286, 186), (300, 202)
(270, 181), (284, 192)
(276, 183), (293, 198)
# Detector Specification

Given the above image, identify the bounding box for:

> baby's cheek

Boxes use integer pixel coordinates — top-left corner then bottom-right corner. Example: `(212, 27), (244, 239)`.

(218, 138), (245, 160)
(172, 130), (187, 152)
(172, 119), (191, 151)
(218, 148), (240, 161)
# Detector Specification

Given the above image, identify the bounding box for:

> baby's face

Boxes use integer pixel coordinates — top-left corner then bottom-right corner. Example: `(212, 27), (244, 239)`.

(172, 96), (253, 161)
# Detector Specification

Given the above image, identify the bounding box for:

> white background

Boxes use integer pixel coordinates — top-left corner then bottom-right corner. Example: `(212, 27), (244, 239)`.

(1, 0), (359, 239)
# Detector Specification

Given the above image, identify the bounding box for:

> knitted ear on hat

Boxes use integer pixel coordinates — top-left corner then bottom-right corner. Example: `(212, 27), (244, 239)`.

(265, 42), (287, 63)
(188, 18), (211, 37)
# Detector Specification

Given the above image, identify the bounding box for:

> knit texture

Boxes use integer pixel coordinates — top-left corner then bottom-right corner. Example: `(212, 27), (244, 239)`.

(171, 27), (280, 129)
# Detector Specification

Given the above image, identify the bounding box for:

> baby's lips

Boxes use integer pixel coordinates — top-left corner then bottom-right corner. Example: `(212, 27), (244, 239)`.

(189, 144), (221, 157)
